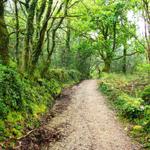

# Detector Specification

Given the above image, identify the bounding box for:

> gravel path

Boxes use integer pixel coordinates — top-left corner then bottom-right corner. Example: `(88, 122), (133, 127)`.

(46, 80), (141, 150)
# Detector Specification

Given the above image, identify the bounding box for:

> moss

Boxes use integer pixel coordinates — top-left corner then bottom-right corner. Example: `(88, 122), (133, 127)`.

(0, 2), (9, 65)
(0, 65), (81, 143)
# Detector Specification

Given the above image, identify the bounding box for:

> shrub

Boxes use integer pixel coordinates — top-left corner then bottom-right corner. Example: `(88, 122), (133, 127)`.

(0, 120), (5, 137)
(0, 65), (80, 143)
(44, 69), (81, 84)
(99, 73), (150, 147)
(116, 94), (144, 119)
(143, 105), (150, 133)
(45, 69), (69, 83)
(67, 69), (81, 82)
(141, 85), (150, 104)
(100, 82), (112, 94)
(0, 65), (23, 119)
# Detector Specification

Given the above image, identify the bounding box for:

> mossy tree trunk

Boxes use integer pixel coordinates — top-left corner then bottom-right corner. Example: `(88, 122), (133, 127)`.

(122, 45), (127, 74)
(0, 0), (9, 65)
(30, 0), (53, 74)
(102, 60), (111, 73)
(14, 0), (20, 66)
(23, 0), (38, 72)
(64, 19), (71, 67)
(41, 0), (69, 75)
(142, 0), (150, 63)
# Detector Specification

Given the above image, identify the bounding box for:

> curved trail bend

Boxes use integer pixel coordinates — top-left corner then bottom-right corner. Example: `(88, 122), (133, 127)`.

(46, 80), (141, 150)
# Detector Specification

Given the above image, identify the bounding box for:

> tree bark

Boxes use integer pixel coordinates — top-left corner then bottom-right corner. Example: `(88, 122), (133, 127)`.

(35, 0), (47, 40)
(14, 0), (20, 65)
(148, 44), (150, 63)
(0, 0), (9, 65)
(102, 60), (111, 72)
(23, 0), (38, 72)
(64, 19), (71, 67)
(122, 45), (127, 74)
(142, 0), (150, 63)
(30, 0), (53, 74)
(41, 0), (69, 75)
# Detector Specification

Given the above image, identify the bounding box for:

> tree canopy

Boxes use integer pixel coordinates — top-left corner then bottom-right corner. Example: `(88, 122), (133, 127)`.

(0, 0), (149, 76)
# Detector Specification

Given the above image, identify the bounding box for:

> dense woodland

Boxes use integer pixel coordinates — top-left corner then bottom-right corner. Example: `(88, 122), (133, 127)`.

(0, 0), (150, 149)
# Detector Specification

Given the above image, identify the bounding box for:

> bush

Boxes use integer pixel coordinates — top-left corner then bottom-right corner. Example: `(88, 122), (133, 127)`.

(0, 65), (80, 143)
(141, 85), (150, 104)
(100, 82), (112, 94)
(41, 79), (62, 97)
(45, 68), (81, 84)
(0, 65), (23, 119)
(143, 105), (150, 133)
(67, 69), (81, 82)
(45, 69), (69, 83)
(99, 73), (150, 147)
(116, 94), (144, 119)
(0, 120), (5, 139)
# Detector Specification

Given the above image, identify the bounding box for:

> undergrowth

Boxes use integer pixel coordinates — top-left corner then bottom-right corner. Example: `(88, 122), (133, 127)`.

(0, 64), (81, 148)
(99, 73), (150, 149)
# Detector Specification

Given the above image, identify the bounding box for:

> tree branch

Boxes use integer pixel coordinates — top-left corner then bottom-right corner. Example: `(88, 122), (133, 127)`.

(113, 51), (139, 60)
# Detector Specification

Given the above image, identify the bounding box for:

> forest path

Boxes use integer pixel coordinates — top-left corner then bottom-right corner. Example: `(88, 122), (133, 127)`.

(46, 80), (141, 150)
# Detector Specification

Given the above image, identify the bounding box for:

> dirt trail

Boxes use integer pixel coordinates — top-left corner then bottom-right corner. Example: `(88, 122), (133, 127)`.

(45, 80), (141, 150)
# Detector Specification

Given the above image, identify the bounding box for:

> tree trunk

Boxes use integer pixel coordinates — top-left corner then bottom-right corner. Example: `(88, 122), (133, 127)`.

(147, 23), (150, 63)
(41, 0), (69, 75)
(65, 19), (71, 67)
(0, 0), (9, 65)
(148, 45), (150, 63)
(102, 60), (111, 72)
(61, 20), (71, 67)
(30, 0), (53, 74)
(23, 0), (38, 72)
(122, 46), (127, 74)
(14, 0), (20, 65)
(142, 0), (150, 63)
(41, 29), (56, 75)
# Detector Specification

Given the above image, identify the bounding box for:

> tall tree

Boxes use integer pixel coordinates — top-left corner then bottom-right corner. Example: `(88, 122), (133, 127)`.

(23, 0), (38, 72)
(30, 0), (53, 74)
(14, 0), (20, 65)
(142, 0), (150, 63)
(0, 0), (9, 65)
(41, 0), (70, 74)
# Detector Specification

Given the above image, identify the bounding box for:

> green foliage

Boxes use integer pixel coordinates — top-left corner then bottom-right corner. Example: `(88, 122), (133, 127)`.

(30, 103), (46, 118)
(6, 112), (24, 123)
(0, 65), (80, 143)
(142, 85), (150, 104)
(116, 94), (144, 119)
(143, 106), (150, 133)
(137, 64), (150, 75)
(100, 82), (112, 95)
(0, 120), (5, 140)
(45, 79), (62, 97)
(0, 65), (23, 119)
(1, 0), (149, 147)
(67, 69), (81, 82)
(45, 68), (81, 84)
(74, 40), (93, 79)
(99, 73), (150, 147)
(5, 112), (24, 138)
(46, 69), (69, 83)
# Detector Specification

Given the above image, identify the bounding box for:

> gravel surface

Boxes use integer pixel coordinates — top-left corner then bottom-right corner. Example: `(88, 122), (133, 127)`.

(46, 80), (142, 150)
